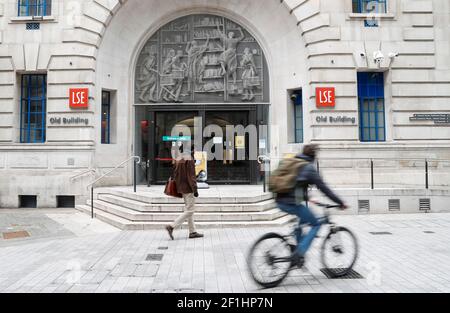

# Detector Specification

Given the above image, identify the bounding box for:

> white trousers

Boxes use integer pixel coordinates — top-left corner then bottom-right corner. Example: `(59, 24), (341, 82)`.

(171, 193), (197, 234)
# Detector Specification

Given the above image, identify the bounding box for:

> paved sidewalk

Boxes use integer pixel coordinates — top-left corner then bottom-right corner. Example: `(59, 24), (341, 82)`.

(1, 209), (450, 293)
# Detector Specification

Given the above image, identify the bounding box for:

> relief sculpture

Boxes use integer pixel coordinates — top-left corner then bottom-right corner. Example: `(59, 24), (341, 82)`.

(241, 48), (259, 101)
(138, 48), (158, 103)
(135, 14), (268, 104)
(217, 25), (245, 85)
(186, 36), (210, 90)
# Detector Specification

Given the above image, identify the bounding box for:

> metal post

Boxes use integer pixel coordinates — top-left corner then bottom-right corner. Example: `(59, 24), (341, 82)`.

(91, 187), (94, 219)
(425, 159), (429, 189)
(147, 160), (151, 188)
(263, 170), (266, 193)
(371, 159), (374, 190)
(134, 159), (137, 193)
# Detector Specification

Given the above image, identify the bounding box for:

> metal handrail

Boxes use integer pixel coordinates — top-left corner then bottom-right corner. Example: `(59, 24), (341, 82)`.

(70, 169), (97, 181)
(260, 156), (450, 162)
(88, 156), (141, 219)
(258, 155), (450, 191)
(86, 156), (141, 189)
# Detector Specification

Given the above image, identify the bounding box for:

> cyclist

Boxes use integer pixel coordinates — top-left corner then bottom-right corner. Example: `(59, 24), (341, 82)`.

(276, 144), (348, 268)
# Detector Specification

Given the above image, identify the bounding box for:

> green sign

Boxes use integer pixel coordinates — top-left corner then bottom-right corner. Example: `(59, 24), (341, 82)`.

(162, 136), (191, 142)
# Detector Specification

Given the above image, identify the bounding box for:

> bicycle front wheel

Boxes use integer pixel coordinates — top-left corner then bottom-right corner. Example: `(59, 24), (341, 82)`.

(321, 227), (358, 278)
(247, 233), (292, 289)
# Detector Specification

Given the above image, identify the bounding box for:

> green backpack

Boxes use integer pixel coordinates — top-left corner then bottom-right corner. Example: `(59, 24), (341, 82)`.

(268, 158), (309, 194)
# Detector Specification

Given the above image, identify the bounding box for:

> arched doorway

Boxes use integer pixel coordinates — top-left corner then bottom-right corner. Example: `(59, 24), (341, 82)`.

(134, 13), (270, 185)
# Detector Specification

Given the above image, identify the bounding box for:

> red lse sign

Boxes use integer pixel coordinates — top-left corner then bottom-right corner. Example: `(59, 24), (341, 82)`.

(70, 88), (89, 109)
(316, 87), (335, 108)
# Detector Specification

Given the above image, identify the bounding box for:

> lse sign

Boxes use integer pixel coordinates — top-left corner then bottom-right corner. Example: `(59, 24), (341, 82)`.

(316, 87), (335, 108)
(69, 88), (89, 109)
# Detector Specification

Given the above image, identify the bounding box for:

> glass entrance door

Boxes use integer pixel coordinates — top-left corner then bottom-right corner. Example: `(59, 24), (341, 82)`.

(205, 111), (251, 184)
(148, 108), (257, 185)
(153, 111), (197, 183)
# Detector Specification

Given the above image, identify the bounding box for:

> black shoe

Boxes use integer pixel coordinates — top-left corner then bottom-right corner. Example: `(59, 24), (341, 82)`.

(189, 232), (204, 239)
(166, 225), (174, 240)
(290, 253), (305, 268)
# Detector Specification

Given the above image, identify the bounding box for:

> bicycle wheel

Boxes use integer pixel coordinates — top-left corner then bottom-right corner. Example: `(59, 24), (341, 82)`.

(247, 233), (292, 288)
(321, 227), (358, 278)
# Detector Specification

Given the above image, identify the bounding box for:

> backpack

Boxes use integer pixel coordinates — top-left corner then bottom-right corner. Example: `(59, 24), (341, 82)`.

(268, 158), (309, 194)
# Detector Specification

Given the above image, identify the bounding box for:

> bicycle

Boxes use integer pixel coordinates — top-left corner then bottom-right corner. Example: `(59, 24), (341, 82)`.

(247, 201), (359, 289)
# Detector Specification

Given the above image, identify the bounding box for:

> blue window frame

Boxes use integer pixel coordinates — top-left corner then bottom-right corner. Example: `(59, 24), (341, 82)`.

(101, 91), (111, 144)
(18, 0), (51, 17)
(358, 72), (386, 142)
(20, 74), (47, 143)
(293, 90), (303, 143)
(352, 0), (387, 13)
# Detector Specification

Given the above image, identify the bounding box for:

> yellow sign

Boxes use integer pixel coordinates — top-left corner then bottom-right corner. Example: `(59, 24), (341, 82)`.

(194, 151), (207, 178)
(235, 136), (245, 149)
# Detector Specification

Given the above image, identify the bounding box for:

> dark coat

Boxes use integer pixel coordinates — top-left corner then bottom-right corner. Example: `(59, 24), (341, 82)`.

(173, 155), (198, 195)
(276, 154), (344, 206)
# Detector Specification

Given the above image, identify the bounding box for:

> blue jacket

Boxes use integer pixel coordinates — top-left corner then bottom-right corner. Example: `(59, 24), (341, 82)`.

(276, 154), (344, 206)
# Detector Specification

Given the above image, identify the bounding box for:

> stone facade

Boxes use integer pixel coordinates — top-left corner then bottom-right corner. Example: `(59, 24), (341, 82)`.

(0, 0), (449, 208)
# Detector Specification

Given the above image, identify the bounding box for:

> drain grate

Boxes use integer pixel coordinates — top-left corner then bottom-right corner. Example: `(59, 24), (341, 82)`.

(158, 247), (168, 250)
(146, 254), (164, 261)
(320, 268), (364, 279)
(424, 231), (435, 234)
(370, 231), (392, 235)
(2, 231), (30, 240)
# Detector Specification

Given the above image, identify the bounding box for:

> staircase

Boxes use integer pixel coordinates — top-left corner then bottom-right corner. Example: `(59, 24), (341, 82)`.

(76, 186), (294, 230)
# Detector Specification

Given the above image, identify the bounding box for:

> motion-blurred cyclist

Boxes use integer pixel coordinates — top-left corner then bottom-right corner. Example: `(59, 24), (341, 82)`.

(275, 144), (348, 267)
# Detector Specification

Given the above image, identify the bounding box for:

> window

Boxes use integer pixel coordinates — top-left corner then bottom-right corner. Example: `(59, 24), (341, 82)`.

(352, 0), (387, 13)
(20, 74), (47, 143)
(18, 0), (51, 17)
(358, 72), (386, 142)
(56, 196), (75, 208)
(19, 195), (37, 208)
(101, 91), (111, 144)
(292, 90), (303, 143)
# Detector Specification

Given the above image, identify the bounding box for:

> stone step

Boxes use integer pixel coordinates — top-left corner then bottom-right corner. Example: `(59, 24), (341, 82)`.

(87, 200), (286, 222)
(76, 205), (295, 230)
(98, 188), (273, 204)
(97, 194), (277, 213)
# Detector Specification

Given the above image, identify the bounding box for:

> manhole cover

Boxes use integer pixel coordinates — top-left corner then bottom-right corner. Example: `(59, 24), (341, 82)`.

(2, 231), (30, 240)
(370, 231), (392, 235)
(320, 268), (364, 279)
(146, 254), (164, 261)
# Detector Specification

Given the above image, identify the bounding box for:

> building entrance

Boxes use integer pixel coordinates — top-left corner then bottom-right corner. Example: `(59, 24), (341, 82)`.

(133, 13), (270, 185)
(138, 105), (266, 185)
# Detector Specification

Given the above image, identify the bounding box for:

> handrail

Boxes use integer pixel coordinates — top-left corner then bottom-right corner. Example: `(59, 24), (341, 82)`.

(70, 169), (97, 181)
(87, 156), (141, 219)
(258, 155), (450, 192)
(86, 156), (141, 189)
